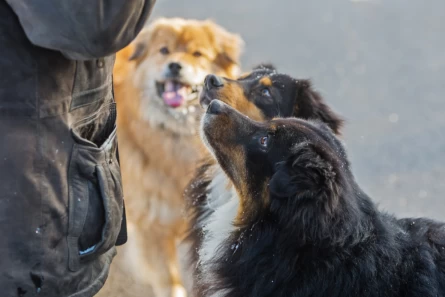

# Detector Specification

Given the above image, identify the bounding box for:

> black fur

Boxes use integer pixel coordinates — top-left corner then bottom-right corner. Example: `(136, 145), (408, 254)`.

(184, 156), (215, 267)
(184, 67), (344, 295)
(252, 63), (277, 71)
(200, 110), (445, 297)
(296, 80), (343, 135)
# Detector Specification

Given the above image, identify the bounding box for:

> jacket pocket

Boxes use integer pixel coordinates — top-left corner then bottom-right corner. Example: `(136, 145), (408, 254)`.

(67, 102), (123, 271)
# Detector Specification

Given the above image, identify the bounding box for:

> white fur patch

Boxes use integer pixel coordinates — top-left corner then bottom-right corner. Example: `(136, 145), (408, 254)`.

(198, 184), (238, 297)
(198, 127), (240, 296)
(196, 168), (233, 228)
(208, 289), (232, 297)
(172, 284), (187, 297)
(199, 184), (238, 265)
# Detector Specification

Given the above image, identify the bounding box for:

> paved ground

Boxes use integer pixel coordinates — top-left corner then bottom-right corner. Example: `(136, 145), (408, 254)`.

(150, 0), (445, 220)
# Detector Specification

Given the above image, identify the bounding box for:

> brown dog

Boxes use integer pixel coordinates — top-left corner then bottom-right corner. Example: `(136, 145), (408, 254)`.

(97, 18), (244, 297)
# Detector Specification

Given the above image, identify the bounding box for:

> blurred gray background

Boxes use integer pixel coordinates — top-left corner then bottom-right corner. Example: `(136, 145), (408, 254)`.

(151, 0), (445, 220)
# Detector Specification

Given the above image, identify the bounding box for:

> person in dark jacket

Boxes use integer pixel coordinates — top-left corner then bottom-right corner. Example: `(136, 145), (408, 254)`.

(0, 1), (155, 296)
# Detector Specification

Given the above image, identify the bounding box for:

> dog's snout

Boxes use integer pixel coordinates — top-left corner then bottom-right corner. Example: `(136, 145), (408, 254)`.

(207, 100), (225, 115)
(168, 62), (182, 75)
(205, 74), (224, 90)
(200, 96), (212, 109)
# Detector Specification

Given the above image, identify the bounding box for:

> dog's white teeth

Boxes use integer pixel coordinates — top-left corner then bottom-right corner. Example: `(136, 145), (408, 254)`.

(187, 93), (198, 101)
(192, 85), (202, 93)
(181, 109), (188, 115)
(188, 106), (196, 113)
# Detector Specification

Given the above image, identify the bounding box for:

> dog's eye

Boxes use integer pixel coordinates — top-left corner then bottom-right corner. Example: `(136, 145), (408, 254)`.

(193, 51), (202, 57)
(259, 136), (269, 147)
(160, 47), (170, 55)
(261, 88), (271, 97)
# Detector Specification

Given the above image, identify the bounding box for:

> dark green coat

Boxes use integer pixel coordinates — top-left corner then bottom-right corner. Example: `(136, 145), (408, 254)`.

(0, 1), (154, 296)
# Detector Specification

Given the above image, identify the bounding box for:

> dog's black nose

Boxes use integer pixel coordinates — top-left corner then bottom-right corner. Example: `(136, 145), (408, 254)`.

(168, 62), (182, 75)
(207, 100), (224, 115)
(205, 74), (224, 90)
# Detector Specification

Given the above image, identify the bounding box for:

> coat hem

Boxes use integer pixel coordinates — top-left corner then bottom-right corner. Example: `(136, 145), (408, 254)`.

(67, 247), (117, 297)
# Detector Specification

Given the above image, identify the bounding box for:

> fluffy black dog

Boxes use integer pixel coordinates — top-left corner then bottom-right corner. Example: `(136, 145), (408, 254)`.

(197, 99), (445, 297)
(184, 64), (343, 294)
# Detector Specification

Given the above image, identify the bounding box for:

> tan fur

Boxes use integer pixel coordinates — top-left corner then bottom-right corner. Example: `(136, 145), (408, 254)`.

(208, 79), (266, 121)
(202, 110), (266, 225)
(259, 76), (272, 86)
(96, 18), (243, 297)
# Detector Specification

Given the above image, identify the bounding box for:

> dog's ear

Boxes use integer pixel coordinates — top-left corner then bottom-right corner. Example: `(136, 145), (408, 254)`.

(269, 142), (339, 201)
(252, 63), (277, 71)
(128, 27), (153, 61)
(268, 163), (298, 199)
(204, 20), (245, 78)
(294, 80), (344, 135)
(128, 42), (147, 61)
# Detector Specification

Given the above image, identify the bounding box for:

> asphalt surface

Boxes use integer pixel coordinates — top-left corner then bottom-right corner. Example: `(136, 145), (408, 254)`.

(150, 0), (445, 220)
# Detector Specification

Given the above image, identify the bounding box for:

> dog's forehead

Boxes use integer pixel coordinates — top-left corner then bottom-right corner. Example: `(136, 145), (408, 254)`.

(271, 119), (319, 139)
(272, 118), (345, 152)
(238, 69), (270, 80)
(239, 70), (292, 86)
(151, 23), (214, 50)
(178, 26), (212, 44)
(272, 118), (307, 129)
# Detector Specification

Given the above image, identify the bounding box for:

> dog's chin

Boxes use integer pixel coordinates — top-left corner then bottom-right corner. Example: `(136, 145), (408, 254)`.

(201, 114), (229, 157)
(200, 113), (217, 151)
(200, 115), (231, 167)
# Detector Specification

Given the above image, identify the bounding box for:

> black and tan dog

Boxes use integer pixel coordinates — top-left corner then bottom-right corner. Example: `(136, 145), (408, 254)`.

(184, 65), (343, 294)
(198, 100), (445, 297)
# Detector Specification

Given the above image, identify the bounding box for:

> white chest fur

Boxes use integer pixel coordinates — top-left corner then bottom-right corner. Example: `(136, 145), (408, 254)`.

(198, 167), (239, 272)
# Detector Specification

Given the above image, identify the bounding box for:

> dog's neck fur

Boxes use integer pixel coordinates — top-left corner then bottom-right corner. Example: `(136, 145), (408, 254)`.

(197, 183), (406, 297)
(193, 165), (239, 296)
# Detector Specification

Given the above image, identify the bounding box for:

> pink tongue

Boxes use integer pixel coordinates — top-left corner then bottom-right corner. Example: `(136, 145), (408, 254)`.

(162, 81), (186, 108)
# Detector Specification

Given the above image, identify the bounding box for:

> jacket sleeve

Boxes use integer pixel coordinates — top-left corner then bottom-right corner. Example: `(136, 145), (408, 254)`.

(5, 0), (156, 60)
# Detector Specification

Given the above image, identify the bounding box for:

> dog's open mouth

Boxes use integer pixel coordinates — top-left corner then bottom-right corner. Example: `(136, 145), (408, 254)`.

(156, 80), (201, 108)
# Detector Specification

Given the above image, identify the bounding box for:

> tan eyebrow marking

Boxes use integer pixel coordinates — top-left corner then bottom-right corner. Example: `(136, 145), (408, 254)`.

(259, 76), (272, 86)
